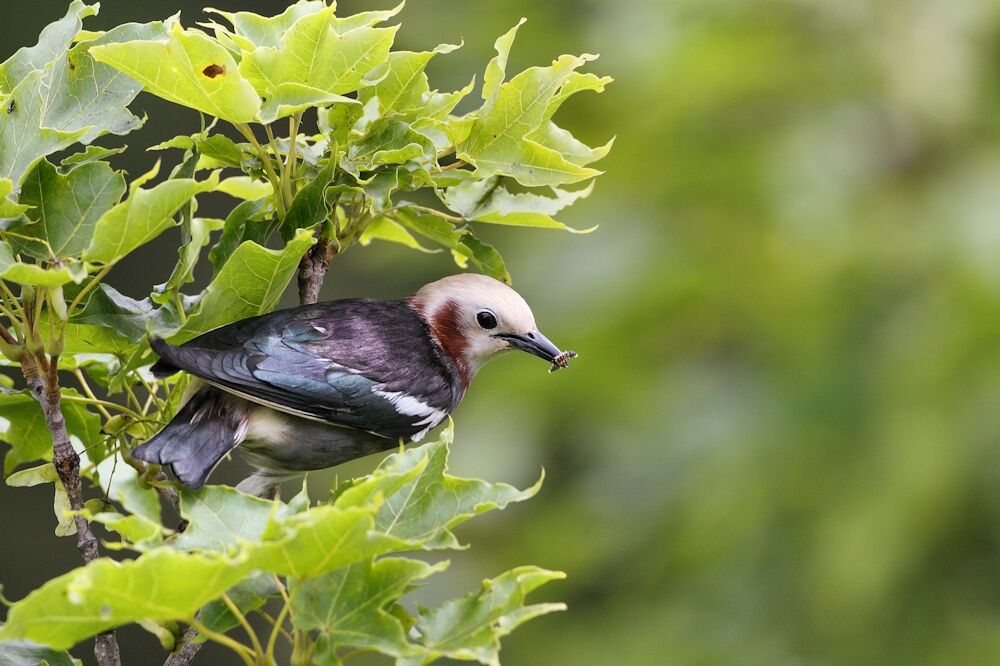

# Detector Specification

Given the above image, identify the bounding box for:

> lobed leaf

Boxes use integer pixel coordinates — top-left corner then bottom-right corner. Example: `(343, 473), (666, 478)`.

(0, 549), (251, 650)
(91, 22), (262, 124)
(167, 227), (315, 343)
(399, 566), (566, 666)
(442, 177), (595, 232)
(0, 70), (88, 188)
(84, 164), (219, 264)
(240, 8), (397, 101)
(457, 21), (611, 187)
(7, 159), (125, 260)
(337, 422), (539, 549)
(0, 242), (87, 287)
(291, 558), (447, 662)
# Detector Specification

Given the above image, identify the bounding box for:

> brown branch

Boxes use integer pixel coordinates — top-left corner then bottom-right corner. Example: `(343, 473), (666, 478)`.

(164, 626), (203, 666)
(297, 236), (337, 305)
(21, 353), (121, 666)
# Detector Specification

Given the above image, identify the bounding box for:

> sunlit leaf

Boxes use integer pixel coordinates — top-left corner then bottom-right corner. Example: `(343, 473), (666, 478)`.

(337, 422), (540, 549)
(240, 8), (397, 99)
(7, 159), (125, 260)
(443, 177), (595, 232)
(457, 21), (610, 187)
(168, 227), (315, 342)
(291, 558), (446, 661)
(84, 164), (219, 264)
(399, 567), (566, 666)
(91, 22), (262, 124)
(5, 463), (75, 536)
(0, 70), (87, 187)
(0, 549), (251, 649)
(0, 242), (87, 287)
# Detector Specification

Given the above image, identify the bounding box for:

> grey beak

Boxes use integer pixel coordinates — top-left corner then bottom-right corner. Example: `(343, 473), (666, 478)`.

(494, 330), (564, 363)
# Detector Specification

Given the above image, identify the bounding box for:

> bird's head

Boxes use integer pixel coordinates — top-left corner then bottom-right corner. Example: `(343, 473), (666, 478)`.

(409, 274), (574, 385)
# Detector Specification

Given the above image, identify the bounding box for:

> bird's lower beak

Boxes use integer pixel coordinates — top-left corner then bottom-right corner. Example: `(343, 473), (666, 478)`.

(494, 330), (564, 363)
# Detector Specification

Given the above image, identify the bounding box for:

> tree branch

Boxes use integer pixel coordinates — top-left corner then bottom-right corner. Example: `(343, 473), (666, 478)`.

(297, 236), (337, 305)
(20, 353), (121, 666)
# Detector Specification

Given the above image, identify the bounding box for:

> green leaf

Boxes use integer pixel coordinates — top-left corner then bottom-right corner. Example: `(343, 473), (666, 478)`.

(338, 423), (540, 549)
(156, 216), (224, 297)
(86, 510), (164, 550)
(456, 234), (510, 284)
(442, 177), (595, 232)
(457, 22), (610, 187)
(91, 22), (262, 124)
(0, 1), (97, 91)
(0, 388), (101, 476)
(292, 558), (446, 661)
(172, 485), (292, 553)
(360, 217), (437, 253)
(5, 463), (74, 537)
(41, 19), (168, 143)
(0, 70), (88, 187)
(0, 640), (78, 666)
(258, 83), (359, 124)
(0, 549), (251, 650)
(242, 503), (406, 580)
(0, 242), (87, 286)
(7, 159), (125, 260)
(216, 176), (271, 201)
(84, 164), (218, 264)
(240, 8), (397, 99)
(391, 209), (510, 282)
(280, 159), (335, 240)
(95, 452), (161, 523)
(60, 145), (127, 167)
(359, 43), (460, 119)
(207, 198), (273, 274)
(342, 118), (435, 176)
(71, 284), (153, 343)
(400, 566), (566, 666)
(0, 178), (30, 219)
(328, 2), (406, 34)
(168, 227), (315, 343)
(205, 1), (327, 49)
(199, 573), (278, 635)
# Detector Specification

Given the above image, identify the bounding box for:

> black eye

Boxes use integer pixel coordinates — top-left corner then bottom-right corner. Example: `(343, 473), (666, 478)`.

(476, 310), (498, 329)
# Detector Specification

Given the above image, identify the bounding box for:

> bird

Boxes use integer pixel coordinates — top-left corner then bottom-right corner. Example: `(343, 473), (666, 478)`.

(132, 273), (576, 495)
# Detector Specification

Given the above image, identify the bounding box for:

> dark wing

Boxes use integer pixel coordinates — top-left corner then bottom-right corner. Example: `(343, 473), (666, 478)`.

(152, 299), (462, 440)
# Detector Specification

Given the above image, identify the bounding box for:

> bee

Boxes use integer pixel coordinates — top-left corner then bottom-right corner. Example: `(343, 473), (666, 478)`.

(6, 98), (14, 115)
(548, 350), (578, 373)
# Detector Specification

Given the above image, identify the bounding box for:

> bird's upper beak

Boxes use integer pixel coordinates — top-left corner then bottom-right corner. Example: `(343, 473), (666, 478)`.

(494, 330), (564, 363)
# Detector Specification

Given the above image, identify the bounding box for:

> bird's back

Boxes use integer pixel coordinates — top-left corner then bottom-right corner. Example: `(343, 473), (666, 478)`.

(153, 298), (464, 440)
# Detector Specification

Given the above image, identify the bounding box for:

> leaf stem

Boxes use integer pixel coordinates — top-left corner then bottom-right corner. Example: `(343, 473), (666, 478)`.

(234, 123), (286, 218)
(61, 394), (145, 421)
(266, 577), (292, 664)
(189, 616), (256, 666)
(68, 263), (113, 318)
(73, 369), (112, 420)
(433, 159), (467, 173)
(221, 593), (266, 662)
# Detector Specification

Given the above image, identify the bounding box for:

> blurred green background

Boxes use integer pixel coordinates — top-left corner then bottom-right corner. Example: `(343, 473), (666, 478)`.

(7, 0), (1000, 664)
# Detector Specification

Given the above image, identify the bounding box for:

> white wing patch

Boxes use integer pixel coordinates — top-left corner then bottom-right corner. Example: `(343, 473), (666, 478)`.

(373, 388), (448, 441)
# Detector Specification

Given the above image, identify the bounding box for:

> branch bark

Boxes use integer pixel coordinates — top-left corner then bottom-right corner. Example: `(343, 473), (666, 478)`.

(297, 236), (337, 305)
(21, 354), (122, 666)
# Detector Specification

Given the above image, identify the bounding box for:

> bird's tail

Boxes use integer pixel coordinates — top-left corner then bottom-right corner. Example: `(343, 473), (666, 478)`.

(132, 388), (248, 489)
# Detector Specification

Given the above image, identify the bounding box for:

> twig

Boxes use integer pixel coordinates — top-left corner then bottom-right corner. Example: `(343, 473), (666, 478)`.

(297, 236), (337, 305)
(21, 353), (121, 666)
